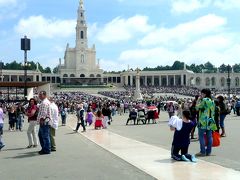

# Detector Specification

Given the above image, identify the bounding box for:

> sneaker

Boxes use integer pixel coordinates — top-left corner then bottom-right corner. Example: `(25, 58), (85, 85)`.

(38, 150), (50, 155)
(0, 144), (5, 150)
(181, 155), (190, 162)
(195, 152), (205, 157)
(191, 155), (197, 163)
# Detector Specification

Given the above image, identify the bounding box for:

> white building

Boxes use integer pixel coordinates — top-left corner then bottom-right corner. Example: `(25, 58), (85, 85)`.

(59, 0), (103, 85)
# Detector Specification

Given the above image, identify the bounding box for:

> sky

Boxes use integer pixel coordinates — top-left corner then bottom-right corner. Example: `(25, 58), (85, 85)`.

(0, 0), (240, 71)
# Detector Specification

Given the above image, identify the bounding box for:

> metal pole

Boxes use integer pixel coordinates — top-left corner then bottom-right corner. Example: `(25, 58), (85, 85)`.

(227, 64), (230, 102)
(24, 50), (27, 99)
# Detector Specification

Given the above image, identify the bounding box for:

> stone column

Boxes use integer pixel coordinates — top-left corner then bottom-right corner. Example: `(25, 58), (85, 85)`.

(152, 76), (154, 86)
(9, 75), (12, 82)
(134, 69), (143, 100)
(130, 75), (133, 87)
(124, 75), (128, 85)
(173, 75), (176, 86)
(159, 76), (161, 86)
(144, 76), (147, 86)
(33, 75), (36, 82)
(181, 74), (183, 86)
(166, 75), (169, 86)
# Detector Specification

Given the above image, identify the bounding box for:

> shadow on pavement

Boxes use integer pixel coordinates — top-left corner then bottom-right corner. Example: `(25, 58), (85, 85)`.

(2, 147), (26, 151)
(4, 151), (39, 159)
(155, 159), (176, 164)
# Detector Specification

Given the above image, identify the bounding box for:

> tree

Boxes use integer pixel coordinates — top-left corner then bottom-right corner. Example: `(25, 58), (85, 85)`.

(204, 61), (214, 70)
(233, 64), (240, 73)
(171, 61), (184, 70)
(219, 64), (227, 73)
(43, 67), (52, 73)
(52, 66), (59, 74)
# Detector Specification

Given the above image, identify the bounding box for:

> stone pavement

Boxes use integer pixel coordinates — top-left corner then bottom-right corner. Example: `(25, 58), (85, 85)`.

(1, 111), (240, 180)
(0, 123), (155, 180)
(67, 114), (240, 180)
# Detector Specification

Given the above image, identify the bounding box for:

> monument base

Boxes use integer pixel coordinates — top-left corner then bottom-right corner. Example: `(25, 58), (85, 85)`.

(134, 90), (143, 101)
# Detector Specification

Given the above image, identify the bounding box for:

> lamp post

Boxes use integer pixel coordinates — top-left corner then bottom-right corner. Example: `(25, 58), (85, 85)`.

(0, 60), (4, 81)
(227, 64), (231, 102)
(21, 36), (31, 100)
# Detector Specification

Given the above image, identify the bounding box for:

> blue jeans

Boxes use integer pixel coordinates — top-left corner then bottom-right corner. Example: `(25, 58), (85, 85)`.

(16, 115), (24, 130)
(61, 115), (66, 125)
(38, 124), (51, 153)
(220, 114), (226, 128)
(0, 123), (4, 147)
(198, 128), (212, 155)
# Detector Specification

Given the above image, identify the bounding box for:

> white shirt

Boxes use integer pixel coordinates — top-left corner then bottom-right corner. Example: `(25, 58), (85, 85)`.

(50, 102), (59, 129)
(0, 108), (4, 124)
(168, 115), (183, 131)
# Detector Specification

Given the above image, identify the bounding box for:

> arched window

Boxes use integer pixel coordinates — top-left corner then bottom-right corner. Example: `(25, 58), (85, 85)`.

(80, 74), (85, 78)
(196, 77), (201, 86)
(81, 54), (84, 63)
(89, 74), (94, 77)
(235, 77), (240, 87)
(96, 74), (101, 78)
(205, 77), (210, 86)
(211, 77), (216, 86)
(63, 74), (68, 77)
(220, 77), (225, 87)
(70, 74), (75, 77)
(81, 31), (84, 39)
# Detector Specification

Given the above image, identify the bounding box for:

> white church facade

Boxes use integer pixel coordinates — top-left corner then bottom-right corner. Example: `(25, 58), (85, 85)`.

(59, 0), (103, 85)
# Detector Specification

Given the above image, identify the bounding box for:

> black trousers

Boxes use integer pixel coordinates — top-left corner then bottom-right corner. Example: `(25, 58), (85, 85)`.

(171, 145), (192, 161)
(75, 118), (86, 131)
(236, 107), (240, 116)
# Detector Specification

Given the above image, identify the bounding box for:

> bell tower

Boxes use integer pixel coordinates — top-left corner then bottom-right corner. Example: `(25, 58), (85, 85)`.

(76, 0), (88, 49)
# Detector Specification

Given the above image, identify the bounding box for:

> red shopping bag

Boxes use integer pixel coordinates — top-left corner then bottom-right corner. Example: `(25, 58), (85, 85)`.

(204, 131), (220, 147)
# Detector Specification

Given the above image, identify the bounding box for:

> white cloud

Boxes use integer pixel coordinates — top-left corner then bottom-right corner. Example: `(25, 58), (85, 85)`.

(139, 14), (226, 47)
(0, 0), (16, 7)
(0, 0), (24, 21)
(117, 45), (240, 70)
(96, 15), (155, 44)
(186, 34), (233, 51)
(15, 15), (76, 39)
(214, 0), (240, 10)
(100, 59), (127, 71)
(171, 0), (211, 14)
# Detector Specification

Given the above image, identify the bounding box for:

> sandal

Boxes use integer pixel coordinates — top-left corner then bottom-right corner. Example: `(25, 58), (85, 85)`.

(27, 145), (33, 148)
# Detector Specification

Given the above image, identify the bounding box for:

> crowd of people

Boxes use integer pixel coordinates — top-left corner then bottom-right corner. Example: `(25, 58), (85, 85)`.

(0, 87), (239, 164)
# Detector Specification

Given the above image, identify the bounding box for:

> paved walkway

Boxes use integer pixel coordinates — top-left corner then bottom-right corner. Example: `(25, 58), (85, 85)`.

(0, 123), (154, 180)
(68, 117), (240, 180)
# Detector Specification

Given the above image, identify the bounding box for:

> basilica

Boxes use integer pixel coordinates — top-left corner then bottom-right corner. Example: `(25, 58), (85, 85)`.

(1, 0), (240, 91)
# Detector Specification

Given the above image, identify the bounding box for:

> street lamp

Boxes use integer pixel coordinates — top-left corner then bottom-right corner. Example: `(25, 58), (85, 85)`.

(21, 36), (31, 100)
(227, 64), (231, 102)
(0, 60), (4, 81)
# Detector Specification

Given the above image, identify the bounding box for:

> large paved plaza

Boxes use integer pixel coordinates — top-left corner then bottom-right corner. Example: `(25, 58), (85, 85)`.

(1, 110), (240, 180)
